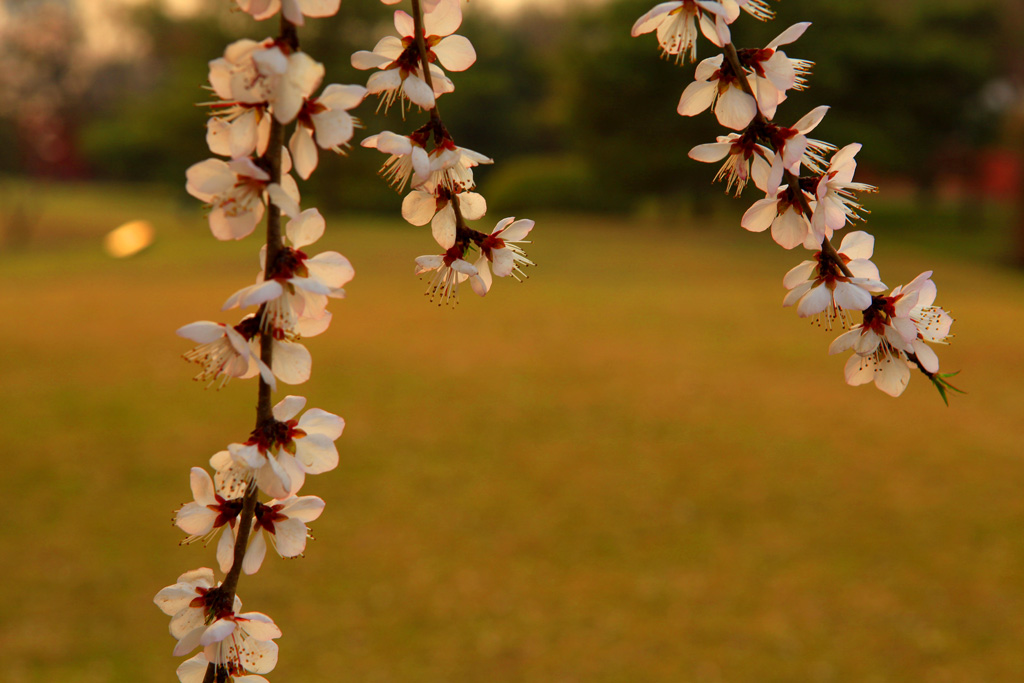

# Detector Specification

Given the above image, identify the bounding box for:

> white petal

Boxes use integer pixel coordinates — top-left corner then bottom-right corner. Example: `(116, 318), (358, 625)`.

(740, 197), (777, 233)
(273, 395), (307, 421)
(677, 80), (717, 117)
(289, 126), (318, 180)
(688, 141), (731, 163)
(433, 35), (476, 72)
(272, 341), (312, 385)
(713, 87), (757, 130)
(243, 530), (267, 574)
(401, 190), (437, 226)
(767, 22), (811, 49)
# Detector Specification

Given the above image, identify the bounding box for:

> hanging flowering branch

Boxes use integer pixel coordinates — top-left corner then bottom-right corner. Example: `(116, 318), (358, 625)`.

(155, 2), (366, 681)
(631, 0), (962, 401)
(353, 0), (536, 305)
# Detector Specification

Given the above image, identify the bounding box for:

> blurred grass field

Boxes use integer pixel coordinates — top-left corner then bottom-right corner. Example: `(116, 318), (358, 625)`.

(2, 181), (1024, 682)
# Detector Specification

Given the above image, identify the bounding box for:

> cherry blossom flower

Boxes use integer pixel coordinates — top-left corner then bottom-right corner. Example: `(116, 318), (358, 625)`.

(227, 395), (345, 498)
(746, 23), (813, 114)
(195, 610), (281, 676)
(186, 155), (300, 241)
(423, 140), (493, 193)
(688, 129), (771, 195)
(153, 568), (239, 652)
(177, 319), (275, 389)
(208, 38), (277, 106)
(351, 6), (473, 113)
(414, 245), (484, 305)
(402, 187), (487, 249)
(834, 272), (954, 396)
(176, 652), (268, 683)
(209, 38), (326, 124)
(234, 0), (341, 26)
(472, 217), (536, 295)
(206, 104), (271, 160)
(741, 182), (815, 249)
(840, 343), (914, 397)
(289, 83), (366, 180)
(362, 131), (430, 192)
(812, 143), (877, 237)
(677, 53), (758, 130)
(222, 208), (354, 335)
(890, 271), (955, 373)
(630, 1), (728, 64)
(829, 291), (916, 364)
(763, 106), (835, 194)
(826, 275), (929, 396)
(186, 158), (269, 241)
(224, 494), (326, 575)
(174, 468), (245, 573)
(781, 231), (886, 326)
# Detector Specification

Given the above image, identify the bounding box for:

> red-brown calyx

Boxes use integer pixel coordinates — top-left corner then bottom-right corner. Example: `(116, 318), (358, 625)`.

(861, 294), (901, 336)
(254, 501), (289, 535)
(246, 418), (306, 455)
(207, 496), (245, 529)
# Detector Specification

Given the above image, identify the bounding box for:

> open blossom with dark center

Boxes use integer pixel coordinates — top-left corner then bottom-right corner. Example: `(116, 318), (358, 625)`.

(222, 208), (354, 335)
(890, 271), (954, 372)
(828, 272), (953, 397)
(677, 53), (758, 130)
(414, 244), (484, 306)
(208, 38), (325, 125)
(192, 610), (280, 676)
(741, 182), (815, 249)
(763, 106), (835, 194)
(351, 5), (472, 113)
(186, 153), (301, 241)
(154, 568), (233, 649)
(177, 319), (275, 389)
(812, 143), (877, 237)
(745, 23), (814, 114)
(402, 186), (486, 249)
(782, 231), (886, 327)
(630, 1), (728, 64)
(185, 158), (268, 241)
(362, 131), (430, 191)
(423, 139), (493, 193)
(472, 217), (536, 295)
(223, 494), (326, 575)
(208, 38), (276, 107)
(688, 129), (771, 196)
(289, 83), (366, 180)
(226, 395), (345, 498)
(174, 467), (246, 573)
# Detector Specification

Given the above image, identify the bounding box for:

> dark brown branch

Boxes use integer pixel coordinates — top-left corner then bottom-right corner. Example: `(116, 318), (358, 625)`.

(721, 43), (854, 278)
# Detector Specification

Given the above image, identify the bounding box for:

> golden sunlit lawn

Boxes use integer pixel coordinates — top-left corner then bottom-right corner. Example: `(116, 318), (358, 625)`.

(2, 183), (1024, 682)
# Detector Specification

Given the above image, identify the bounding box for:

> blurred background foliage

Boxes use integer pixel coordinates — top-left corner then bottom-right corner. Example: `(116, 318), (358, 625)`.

(1, 0), (1021, 220)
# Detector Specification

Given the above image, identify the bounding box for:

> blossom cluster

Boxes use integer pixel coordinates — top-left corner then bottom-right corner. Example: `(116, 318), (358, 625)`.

(157, 2), (357, 681)
(632, 0), (960, 400)
(159, 2), (539, 679)
(352, 0), (536, 304)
